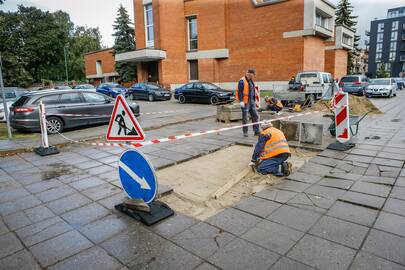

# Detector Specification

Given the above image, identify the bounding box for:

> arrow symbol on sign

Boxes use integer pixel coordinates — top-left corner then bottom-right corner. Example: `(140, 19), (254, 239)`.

(118, 160), (151, 190)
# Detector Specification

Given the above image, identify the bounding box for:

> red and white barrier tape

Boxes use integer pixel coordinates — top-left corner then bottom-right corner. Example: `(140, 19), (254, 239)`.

(49, 111), (319, 149)
(51, 109), (188, 118)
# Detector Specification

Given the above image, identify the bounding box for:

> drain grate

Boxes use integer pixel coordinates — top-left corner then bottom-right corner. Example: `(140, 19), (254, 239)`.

(364, 136), (381, 140)
(392, 119), (401, 122)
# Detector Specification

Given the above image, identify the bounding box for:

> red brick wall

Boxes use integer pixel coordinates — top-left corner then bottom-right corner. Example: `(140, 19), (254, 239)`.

(84, 49), (116, 76)
(303, 36), (325, 72)
(324, 49), (348, 79)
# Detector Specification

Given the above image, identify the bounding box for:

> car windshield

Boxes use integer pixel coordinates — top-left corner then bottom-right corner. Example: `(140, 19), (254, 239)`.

(76, 84), (94, 89)
(202, 83), (218, 90)
(145, 83), (160, 90)
(341, 77), (359, 83)
(297, 73), (319, 84)
(0, 92), (17, 101)
(370, 79), (390, 85)
(106, 83), (122, 88)
(56, 86), (71, 89)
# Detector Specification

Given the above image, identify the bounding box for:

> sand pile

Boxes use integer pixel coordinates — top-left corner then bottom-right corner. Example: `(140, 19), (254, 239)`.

(310, 95), (381, 116)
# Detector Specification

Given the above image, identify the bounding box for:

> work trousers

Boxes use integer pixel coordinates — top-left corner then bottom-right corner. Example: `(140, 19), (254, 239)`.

(241, 103), (259, 135)
(257, 155), (288, 176)
(266, 105), (282, 112)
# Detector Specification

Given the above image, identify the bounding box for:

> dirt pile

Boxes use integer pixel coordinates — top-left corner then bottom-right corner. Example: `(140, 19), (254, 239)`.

(310, 95), (381, 116)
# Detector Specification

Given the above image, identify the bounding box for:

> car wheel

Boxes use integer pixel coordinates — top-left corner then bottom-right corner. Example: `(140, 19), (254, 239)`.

(179, 95), (186, 104)
(46, 116), (64, 134)
(210, 95), (219, 105)
(388, 91), (393, 98)
(130, 93), (136, 100)
(148, 94), (154, 102)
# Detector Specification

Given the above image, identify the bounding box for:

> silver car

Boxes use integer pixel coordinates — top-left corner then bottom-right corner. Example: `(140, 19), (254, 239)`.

(365, 78), (397, 98)
(0, 87), (27, 122)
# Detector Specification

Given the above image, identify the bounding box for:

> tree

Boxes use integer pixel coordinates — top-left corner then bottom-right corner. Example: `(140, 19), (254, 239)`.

(0, 1), (5, 4)
(335, 0), (359, 74)
(376, 63), (389, 78)
(112, 5), (137, 82)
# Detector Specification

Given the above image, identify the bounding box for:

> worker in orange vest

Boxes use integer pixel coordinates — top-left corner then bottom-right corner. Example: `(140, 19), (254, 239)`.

(250, 121), (292, 176)
(236, 69), (259, 137)
(264, 96), (283, 112)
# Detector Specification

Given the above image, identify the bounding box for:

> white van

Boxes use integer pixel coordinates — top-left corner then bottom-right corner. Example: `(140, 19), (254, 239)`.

(296, 71), (333, 93)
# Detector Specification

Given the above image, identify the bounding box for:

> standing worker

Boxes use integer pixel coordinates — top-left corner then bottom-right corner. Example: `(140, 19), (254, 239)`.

(250, 121), (292, 176)
(236, 69), (259, 137)
(264, 96), (283, 113)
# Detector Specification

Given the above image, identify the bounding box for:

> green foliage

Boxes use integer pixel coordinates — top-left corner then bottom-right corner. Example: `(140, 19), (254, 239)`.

(335, 0), (359, 75)
(0, 5), (101, 87)
(376, 64), (389, 78)
(113, 5), (137, 82)
(0, 0), (5, 4)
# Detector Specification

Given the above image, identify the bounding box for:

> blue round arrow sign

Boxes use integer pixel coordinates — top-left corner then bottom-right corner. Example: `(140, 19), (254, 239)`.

(118, 149), (157, 203)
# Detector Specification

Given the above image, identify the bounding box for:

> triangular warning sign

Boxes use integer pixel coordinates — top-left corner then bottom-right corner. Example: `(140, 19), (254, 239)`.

(106, 95), (145, 142)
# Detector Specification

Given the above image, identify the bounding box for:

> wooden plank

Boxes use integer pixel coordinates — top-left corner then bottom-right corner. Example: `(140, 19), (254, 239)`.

(211, 166), (253, 199)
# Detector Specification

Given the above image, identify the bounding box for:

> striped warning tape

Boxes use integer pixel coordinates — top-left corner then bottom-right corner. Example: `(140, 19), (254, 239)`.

(49, 111), (319, 150)
(51, 109), (189, 118)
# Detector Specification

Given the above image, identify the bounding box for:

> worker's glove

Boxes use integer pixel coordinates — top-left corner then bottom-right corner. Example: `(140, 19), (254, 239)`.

(249, 160), (256, 168)
(240, 102), (245, 108)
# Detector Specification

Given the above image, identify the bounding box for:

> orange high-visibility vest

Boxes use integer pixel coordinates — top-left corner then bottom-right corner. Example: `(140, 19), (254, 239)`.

(267, 99), (283, 108)
(259, 127), (290, 160)
(235, 77), (249, 105)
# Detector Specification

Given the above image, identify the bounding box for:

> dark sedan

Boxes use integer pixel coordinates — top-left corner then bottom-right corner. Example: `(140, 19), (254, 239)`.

(96, 82), (127, 98)
(9, 90), (140, 134)
(128, 82), (172, 101)
(174, 82), (234, 104)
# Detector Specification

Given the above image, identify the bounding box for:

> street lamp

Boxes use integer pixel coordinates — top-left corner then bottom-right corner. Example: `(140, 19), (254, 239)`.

(64, 44), (69, 82)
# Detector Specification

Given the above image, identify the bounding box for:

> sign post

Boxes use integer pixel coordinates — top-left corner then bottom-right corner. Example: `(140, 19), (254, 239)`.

(0, 53), (12, 140)
(33, 101), (59, 156)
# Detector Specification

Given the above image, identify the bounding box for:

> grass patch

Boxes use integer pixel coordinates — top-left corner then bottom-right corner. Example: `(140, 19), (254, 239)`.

(0, 123), (38, 140)
(259, 90), (273, 98)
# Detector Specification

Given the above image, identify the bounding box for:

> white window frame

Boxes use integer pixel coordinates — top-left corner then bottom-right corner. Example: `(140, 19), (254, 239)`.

(392, 21), (399, 31)
(385, 63), (391, 71)
(390, 42), (396, 51)
(391, 31), (398, 41)
(187, 16), (198, 51)
(144, 3), (154, 48)
(378, 23), (384, 32)
(376, 43), (383, 52)
(389, 51), (396, 62)
(315, 13), (330, 30)
(377, 33), (384, 42)
(376, 53), (382, 62)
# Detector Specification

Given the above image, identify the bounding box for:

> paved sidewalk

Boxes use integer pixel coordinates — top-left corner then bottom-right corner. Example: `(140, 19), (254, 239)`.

(0, 93), (405, 269)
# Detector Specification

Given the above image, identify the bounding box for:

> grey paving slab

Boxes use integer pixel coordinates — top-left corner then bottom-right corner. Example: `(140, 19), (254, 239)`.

(364, 163), (380, 176)
(74, 160), (104, 170)
(0, 188), (31, 204)
(242, 219), (304, 255)
(287, 234), (356, 270)
(69, 176), (105, 191)
(318, 177), (354, 190)
(97, 193), (127, 209)
(299, 163), (332, 177)
(339, 191), (386, 210)
(0, 219), (8, 236)
(46, 193), (92, 215)
(350, 251), (405, 270)
(149, 149), (193, 162)
(326, 173), (362, 181)
(233, 196), (282, 218)
(61, 202), (109, 227)
(15, 216), (72, 247)
(350, 149), (378, 157)
(309, 216), (369, 249)
(318, 149), (347, 160)
(350, 181), (391, 198)
(254, 189), (298, 204)
(208, 237), (280, 270)
(305, 185), (347, 199)
(194, 262), (220, 270)
(173, 222), (235, 259)
(374, 211), (405, 237)
(344, 154), (374, 164)
(127, 240), (202, 270)
(36, 185), (76, 203)
(150, 213), (197, 238)
(391, 186), (405, 200)
(287, 172), (322, 184)
(287, 192), (335, 214)
(273, 179), (311, 193)
(150, 157), (176, 169)
(309, 156), (338, 167)
(383, 197), (405, 217)
(86, 165), (115, 176)
(0, 232), (24, 259)
(0, 195), (42, 216)
(29, 230), (93, 267)
(0, 249), (41, 270)
(327, 201), (379, 227)
(270, 257), (316, 270)
(206, 208), (262, 236)
(362, 229), (405, 265)
(359, 175), (396, 185)
(3, 211), (32, 230)
(24, 205), (55, 223)
(80, 183), (121, 201)
(396, 177), (405, 187)
(372, 157), (404, 168)
(377, 151), (405, 161)
(25, 179), (61, 194)
(0, 180), (21, 194)
(267, 205), (322, 232)
(47, 246), (122, 270)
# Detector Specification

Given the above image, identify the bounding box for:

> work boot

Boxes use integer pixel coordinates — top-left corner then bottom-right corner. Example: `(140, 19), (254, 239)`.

(282, 162), (292, 176)
(243, 133), (248, 137)
(254, 132), (260, 136)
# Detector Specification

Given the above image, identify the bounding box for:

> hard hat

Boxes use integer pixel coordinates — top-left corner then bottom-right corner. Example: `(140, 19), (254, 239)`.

(261, 120), (273, 129)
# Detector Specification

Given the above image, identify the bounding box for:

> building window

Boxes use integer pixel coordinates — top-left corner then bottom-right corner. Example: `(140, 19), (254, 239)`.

(376, 53), (382, 62)
(187, 17), (198, 51)
(392, 21), (399, 31)
(342, 34), (353, 46)
(391, 31), (398, 41)
(377, 33), (384, 42)
(403, 62), (405, 72)
(316, 13), (329, 29)
(376, 43), (383, 52)
(188, 60), (198, 81)
(390, 51), (396, 62)
(390, 42), (397, 51)
(96, 60), (102, 76)
(377, 23), (384, 32)
(144, 4), (154, 48)
(385, 63), (391, 71)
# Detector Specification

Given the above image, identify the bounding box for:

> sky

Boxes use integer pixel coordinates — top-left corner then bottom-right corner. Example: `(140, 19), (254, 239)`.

(1, 0), (405, 48)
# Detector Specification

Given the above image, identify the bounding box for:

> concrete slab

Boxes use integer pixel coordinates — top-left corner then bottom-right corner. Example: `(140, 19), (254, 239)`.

(254, 189), (298, 204)
(150, 213), (197, 239)
(267, 205), (322, 232)
(233, 196), (282, 218)
(350, 181), (391, 198)
(326, 201), (379, 227)
(339, 191), (386, 210)
(301, 123), (323, 145)
(350, 251), (405, 270)
(374, 211), (405, 237)
(271, 257), (316, 270)
(0, 249), (41, 270)
(0, 232), (24, 260)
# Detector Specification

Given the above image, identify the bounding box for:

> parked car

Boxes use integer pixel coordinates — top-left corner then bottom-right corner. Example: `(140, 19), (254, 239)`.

(55, 85), (72, 90)
(74, 84), (96, 91)
(174, 82), (234, 104)
(295, 71), (333, 93)
(339, 75), (369, 96)
(9, 90), (140, 134)
(96, 83), (127, 98)
(393, 78), (405, 90)
(365, 78), (397, 98)
(0, 87), (27, 122)
(128, 82), (172, 101)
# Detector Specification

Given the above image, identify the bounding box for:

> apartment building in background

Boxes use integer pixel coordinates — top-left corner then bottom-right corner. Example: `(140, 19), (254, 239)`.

(84, 48), (119, 85)
(368, 6), (405, 77)
(111, 0), (355, 89)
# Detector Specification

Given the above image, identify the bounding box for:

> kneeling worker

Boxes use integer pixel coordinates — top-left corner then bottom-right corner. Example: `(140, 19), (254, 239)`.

(264, 96), (283, 112)
(250, 121), (292, 176)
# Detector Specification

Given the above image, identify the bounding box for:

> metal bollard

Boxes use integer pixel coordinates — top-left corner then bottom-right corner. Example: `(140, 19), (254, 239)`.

(34, 101), (59, 156)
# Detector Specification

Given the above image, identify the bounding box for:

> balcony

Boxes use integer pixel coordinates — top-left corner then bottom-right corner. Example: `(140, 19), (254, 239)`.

(400, 55), (405, 62)
(401, 46), (405, 52)
(365, 30), (370, 36)
(402, 34), (405, 40)
(115, 48), (166, 63)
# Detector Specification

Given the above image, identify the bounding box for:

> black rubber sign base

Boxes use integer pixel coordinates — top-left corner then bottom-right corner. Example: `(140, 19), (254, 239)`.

(115, 201), (174, 226)
(327, 142), (355, 151)
(34, 146), (60, 156)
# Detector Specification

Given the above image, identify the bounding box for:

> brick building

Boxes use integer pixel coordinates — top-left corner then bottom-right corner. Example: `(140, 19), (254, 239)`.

(84, 48), (119, 85)
(113, 0), (355, 90)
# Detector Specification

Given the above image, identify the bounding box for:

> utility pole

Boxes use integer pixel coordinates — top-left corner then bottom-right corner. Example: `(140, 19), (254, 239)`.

(64, 44), (69, 82)
(0, 53), (12, 139)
